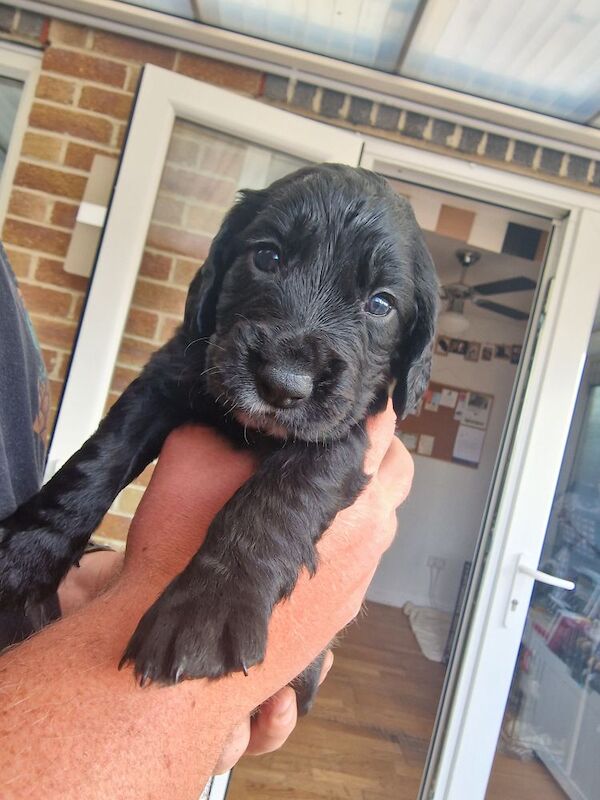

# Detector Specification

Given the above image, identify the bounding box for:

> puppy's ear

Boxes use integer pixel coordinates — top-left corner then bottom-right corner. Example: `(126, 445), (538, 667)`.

(183, 189), (264, 339)
(392, 235), (438, 417)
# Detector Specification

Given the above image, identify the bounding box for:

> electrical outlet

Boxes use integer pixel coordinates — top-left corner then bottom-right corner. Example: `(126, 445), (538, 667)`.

(427, 556), (446, 570)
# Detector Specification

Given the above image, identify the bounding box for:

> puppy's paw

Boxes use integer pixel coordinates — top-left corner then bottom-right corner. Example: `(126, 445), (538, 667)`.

(0, 519), (73, 607)
(120, 567), (269, 686)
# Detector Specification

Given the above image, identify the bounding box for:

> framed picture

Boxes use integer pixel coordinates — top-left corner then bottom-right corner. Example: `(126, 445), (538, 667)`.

(481, 343), (493, 361)
(495, 344), (509, 359)
(450, 338), (468, 355)
(510, 344), (522, 365)
(436, 335), (450, 356)
(465, 341), (481, 362)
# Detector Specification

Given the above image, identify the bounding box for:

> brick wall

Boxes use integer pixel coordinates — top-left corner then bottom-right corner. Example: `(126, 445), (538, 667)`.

(103, 123), (255, 540)
(1, 3), (598, 543)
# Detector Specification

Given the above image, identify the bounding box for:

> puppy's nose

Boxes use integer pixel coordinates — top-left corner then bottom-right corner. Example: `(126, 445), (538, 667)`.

(255, 363), (313, 408)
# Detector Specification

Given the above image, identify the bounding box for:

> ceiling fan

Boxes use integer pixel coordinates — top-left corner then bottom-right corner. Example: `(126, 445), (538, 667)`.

(438, 249), (536, 335)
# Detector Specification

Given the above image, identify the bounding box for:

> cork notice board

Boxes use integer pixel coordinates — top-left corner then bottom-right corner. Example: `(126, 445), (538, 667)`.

(397, 382), (493, 468)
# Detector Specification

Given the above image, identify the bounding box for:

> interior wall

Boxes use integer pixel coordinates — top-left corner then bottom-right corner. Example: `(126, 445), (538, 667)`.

(368, 311), (524, 613)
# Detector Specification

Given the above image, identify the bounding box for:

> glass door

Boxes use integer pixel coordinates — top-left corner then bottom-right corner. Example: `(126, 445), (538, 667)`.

(485, 312), (600, 800)
(46, 64), (363, 475)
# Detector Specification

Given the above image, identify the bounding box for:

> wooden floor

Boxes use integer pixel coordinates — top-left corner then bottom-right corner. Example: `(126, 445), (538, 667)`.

(228, 601), (567, 800)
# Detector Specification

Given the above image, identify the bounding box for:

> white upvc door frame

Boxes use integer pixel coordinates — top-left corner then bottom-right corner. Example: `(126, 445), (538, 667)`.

(46, 63), (363, 475)
(361, 138), (600, 799)
(0, 41), (41, 228)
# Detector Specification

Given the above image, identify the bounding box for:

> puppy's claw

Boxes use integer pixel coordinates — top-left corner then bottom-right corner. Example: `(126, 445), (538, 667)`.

(174, 666), (185, 684)
(138, 671), (151, 688)
(241, 660), (249, 677)
(117, 654), (129, 671)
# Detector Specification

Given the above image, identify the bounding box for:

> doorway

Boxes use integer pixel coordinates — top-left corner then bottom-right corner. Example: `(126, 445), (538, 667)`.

(227, 177), (552, 800)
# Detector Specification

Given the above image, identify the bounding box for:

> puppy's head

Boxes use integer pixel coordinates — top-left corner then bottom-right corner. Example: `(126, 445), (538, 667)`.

(183, 164), (438, 441)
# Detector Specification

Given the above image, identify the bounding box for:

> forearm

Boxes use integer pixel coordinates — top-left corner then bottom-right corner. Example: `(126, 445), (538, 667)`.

(0, 580), (243, 800)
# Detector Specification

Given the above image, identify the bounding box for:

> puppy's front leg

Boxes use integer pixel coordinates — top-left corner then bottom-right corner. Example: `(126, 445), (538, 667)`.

(121, 427), (368, 685)
(0, 338), (189, 606)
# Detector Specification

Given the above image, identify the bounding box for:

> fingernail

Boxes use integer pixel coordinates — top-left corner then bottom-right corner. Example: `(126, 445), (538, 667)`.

(275, 693), (295, 720)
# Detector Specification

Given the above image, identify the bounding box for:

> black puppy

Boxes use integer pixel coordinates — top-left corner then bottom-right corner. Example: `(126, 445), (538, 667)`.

(0, 164), (437, 709)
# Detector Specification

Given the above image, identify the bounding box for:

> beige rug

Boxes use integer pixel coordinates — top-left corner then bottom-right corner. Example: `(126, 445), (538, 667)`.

(403, 602), (452, 663)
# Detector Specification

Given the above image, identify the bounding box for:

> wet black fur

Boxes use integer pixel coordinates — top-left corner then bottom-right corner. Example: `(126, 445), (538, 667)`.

(0, 165), (437, 710)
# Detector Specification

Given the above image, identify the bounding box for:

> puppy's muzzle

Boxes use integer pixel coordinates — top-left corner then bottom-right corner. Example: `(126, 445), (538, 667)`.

(255, 362), (313, 408)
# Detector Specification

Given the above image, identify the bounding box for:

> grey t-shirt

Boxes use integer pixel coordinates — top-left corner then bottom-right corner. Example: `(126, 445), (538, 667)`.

(0, 242), (48, 519)
(0, 244), (55, 647)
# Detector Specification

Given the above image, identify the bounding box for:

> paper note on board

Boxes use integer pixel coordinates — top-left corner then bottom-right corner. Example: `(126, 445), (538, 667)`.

(400, 432), (418, 451)
(440, 388), (458, 408)
(462, 392), (491, 429)
(417, 434), (435, 456)
(453, 425), (485, 465)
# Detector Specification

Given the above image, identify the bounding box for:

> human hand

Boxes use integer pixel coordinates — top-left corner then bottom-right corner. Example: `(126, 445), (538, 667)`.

(213, 650), (334, 774)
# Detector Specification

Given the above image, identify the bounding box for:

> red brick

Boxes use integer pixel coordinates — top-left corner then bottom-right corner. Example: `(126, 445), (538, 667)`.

(41, 347), (61, 377)
(8, 189), (48, 222)
(30, 102), (114, 145)
(132, 462), (155, 488)
(172, 258), (198, 287)
(51, 200), (78, 229)
(43, 48), (126, 88)
(153, 195), (184, 225)
(115, 123), (127, 150)
(15, 162), (87, 200)
(126, 65), (141, 93)
(95, 512), (131, 543)
(117, 336), (158, 368)
(147, 223), (212, 260)
(48, 379), (65, 419)
(29, 315), (77, 350)
(176, 53), (262, 95)
(70, 294), (84, 321)
(4, 248), (32, 278)
(111, 365), (139, 393)
(35, 257), (88, 291)
(93, 31), (175, 69)
(36, 75), (75, 105)
(79, 85), (133, 120)
(161, 165), (236, 205)
(158, 316), (181, 343)
(21, 132), (63, 163)
(64, 141), (114, 171)
(49, 20), (88, 47)
(167, 136), (199, 166)
(19, 282), (73, 317)
(139, 251), (171, 280)
(124, 307), (158, 339)
(131, 279), (187, 315)
(56, 352), (68, 380)
(197, 143), (245, 176)
(3, 218), (70, 257)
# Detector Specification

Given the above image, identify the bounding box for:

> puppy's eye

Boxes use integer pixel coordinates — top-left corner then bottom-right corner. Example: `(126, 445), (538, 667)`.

(365, 293), (394, 317)
(254, 248), (281, 272)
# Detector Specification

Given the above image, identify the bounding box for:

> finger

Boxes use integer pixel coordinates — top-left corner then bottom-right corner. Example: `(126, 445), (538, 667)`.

(319, 650), (334, 685)
(377, 436), (414, 507)
(213, 718), (251, 775)
(245, 686), (298, 756)
(363, 399), (397, 475)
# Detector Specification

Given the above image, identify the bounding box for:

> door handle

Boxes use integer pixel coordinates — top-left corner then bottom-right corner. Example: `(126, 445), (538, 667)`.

(517, 560), (575, 591)
(504, 553), (575, 628)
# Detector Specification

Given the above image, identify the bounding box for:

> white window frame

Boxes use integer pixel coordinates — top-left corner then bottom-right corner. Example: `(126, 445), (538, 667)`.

(361, 138), (600, 799)
(46, 63), (363, 469)
(0, 41), (41, 228)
